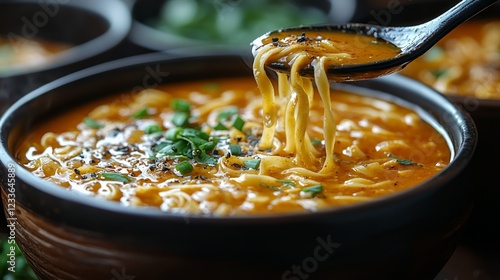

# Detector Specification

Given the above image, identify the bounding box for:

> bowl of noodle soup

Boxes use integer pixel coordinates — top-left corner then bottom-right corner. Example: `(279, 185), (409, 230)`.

(0, 51), (476, 280)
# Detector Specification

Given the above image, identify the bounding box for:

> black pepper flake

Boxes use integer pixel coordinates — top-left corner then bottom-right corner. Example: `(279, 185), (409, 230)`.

(74, 168), (81, 175)
(109, 127), (122, 137)
(199, 175), (208, 181)
(272, 37), (279, 46)
(297, 33), (307, 43)
(81, 175), (88, 179)
(90, 173), (97, 178)
(149, 165), (156, 171)
(161, 167), (170, 172)
(116, 146), (129, 153)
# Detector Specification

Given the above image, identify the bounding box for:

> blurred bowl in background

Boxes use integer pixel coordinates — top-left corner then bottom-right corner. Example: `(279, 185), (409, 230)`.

(0, 0), (132, 114)
(128, 0), (350, 53)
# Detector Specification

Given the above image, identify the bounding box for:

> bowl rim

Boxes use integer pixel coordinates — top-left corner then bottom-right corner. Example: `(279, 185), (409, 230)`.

(0, 51), (477, 224)
(0, 0), (131, 78)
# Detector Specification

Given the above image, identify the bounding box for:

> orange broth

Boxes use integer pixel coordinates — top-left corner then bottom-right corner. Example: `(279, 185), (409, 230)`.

(16, 77), (450, 215)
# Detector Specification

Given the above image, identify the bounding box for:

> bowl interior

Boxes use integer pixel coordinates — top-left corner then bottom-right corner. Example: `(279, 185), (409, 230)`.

(0, 51), (476, 226)
(0, 52), (478, 280)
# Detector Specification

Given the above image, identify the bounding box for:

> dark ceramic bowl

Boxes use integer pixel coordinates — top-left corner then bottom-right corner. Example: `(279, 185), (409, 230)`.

(356, 0), (500, 250)
(0, 52), (476, 280)
(0, 0), (131, 114)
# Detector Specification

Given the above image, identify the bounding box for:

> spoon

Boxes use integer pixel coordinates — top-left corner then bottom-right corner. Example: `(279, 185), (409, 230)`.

(251, 0), (499, 82)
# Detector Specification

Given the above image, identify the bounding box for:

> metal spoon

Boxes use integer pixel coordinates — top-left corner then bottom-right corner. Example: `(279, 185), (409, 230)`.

(251, 0), (498, 82)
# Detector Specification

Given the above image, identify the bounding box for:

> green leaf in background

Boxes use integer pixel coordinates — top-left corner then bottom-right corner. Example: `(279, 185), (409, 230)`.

(0, 239), (38, 279)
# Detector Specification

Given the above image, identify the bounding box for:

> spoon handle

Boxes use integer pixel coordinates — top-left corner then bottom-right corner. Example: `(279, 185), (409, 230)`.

(421, 0), (498, 47)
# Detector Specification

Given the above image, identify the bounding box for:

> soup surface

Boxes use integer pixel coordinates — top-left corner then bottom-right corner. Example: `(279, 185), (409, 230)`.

(0, 37), (70, 73)
(254, 30), (400, 76)
(402, 20), (500, 99)
(17, 77), (450, 215)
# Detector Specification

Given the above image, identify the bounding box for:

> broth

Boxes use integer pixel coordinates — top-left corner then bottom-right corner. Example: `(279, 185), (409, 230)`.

(16, 77), (450, 215)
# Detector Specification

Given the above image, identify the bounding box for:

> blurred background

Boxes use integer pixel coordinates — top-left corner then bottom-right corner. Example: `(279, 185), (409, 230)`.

(1, 0), (499, 279)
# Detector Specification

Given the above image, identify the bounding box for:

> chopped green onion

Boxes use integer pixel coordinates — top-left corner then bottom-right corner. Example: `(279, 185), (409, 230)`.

(83, 118), (104, 129)
(232, 115), (245, 131)
(197, 152), (218, 165)
(157, 126), (218, 164)
(144, 124), (162, 134)
(132, 107), (149, 119)
(101, 172), (132, 183)
(165, 127), (182, 140)
(311, 139), (322, 146)
(244, 159), (261, 170)
(229, 144), (242, 156)
(276, 179), (295, 187)
(213, 122), (228, 131)
(217, 107), (238, 121)
(199, 141), (217, 151)
(259, 184), (280, 191)
(172, 112), (190, 127)
(176, 161), (194, 175)
(180, 128), (210, 140)
(301, 185), (323, 197)
(388, 154), (417, 166)
(171, 99), (191, 113)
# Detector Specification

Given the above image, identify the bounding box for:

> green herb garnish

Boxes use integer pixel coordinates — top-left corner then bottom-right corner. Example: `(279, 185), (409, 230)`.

(229, 144), (242, 156)
(101, 172), (132, 183)
(156, 127), (219, 165)
(83, 118), (104, 129)
(176, 161), (194, 175)
(213, 122), (228, 131)
(388, 154), (421, 166)
(132, 107), (150, 119)
(171, 99), (191, 113)
(217, 107), (238, 121)
(244, 159), (261, 170)
(144, 124), (162, 134)
(301, 185), (323, 197)
(276, 179), (295, 187)
(172, 112), (190, 127)
(232, 115), (245, 131)
(311, 139), (322, 146)
(259, 183), (280, 191)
